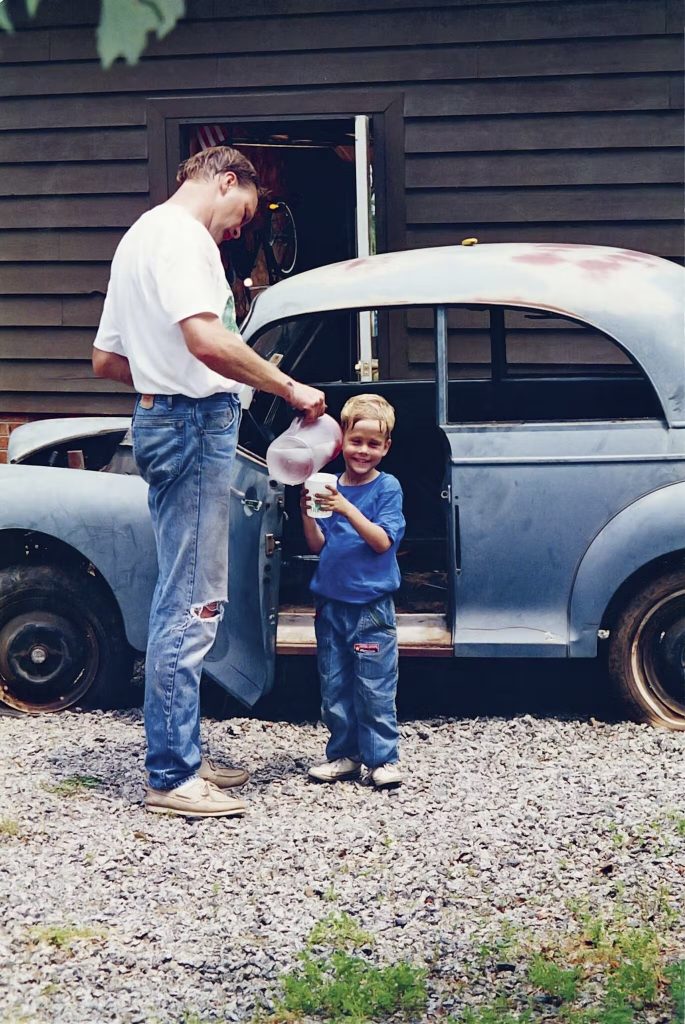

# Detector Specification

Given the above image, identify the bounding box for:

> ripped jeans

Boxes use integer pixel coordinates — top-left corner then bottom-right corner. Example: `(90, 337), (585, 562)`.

(132, 392), (241, 791)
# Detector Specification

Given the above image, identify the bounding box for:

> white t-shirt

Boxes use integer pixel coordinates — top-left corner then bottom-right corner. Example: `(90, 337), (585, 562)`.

(94, 203), (241, 398)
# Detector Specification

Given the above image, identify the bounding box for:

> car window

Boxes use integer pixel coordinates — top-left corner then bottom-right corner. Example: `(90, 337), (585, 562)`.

(240, 306), (437, 459)
(445, 305), (663, 424)
(503, 308), (634, 378)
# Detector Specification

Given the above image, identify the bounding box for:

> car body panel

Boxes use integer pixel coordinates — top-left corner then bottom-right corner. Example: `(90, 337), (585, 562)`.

(569, 481), (685, 656)
(447, 419), (685, 656)
(0, 452), (283, 707)
(0, 462), (157, 651)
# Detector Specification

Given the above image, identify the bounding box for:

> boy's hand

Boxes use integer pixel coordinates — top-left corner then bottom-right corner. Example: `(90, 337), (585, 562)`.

(299, 486), (313, 516)
(314, 484), (352, 517)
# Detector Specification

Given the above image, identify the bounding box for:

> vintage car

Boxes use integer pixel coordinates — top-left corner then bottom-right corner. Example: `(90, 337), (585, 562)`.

(1, 243), (684, 728)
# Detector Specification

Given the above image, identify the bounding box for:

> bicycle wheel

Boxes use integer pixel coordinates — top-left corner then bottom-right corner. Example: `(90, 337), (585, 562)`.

(267, 201), (297, 277)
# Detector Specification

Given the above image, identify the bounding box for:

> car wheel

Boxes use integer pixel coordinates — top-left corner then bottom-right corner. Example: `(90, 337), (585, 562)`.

(0, 564), (135, 714)
(608, 568), (685, 730)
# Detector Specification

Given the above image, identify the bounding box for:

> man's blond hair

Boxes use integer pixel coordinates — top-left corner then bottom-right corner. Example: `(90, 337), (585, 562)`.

(340, 394), (396, 438)
(176, 146), (260, 190)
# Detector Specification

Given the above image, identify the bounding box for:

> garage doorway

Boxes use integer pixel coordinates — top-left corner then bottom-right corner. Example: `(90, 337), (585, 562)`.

(180, 117), (365, 322)
(147, 92), (405, 378)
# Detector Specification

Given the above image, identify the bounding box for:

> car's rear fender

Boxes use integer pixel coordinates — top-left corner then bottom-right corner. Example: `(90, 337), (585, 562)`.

(0, 464), (155, 651)
(569, 481), (685, 656)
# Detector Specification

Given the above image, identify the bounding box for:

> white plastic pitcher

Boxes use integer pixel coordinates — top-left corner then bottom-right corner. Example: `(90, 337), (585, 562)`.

(266, 414), (343, 486)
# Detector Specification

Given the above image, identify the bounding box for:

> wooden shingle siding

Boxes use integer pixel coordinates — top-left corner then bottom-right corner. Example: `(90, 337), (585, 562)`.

(0, 0), (682, 413)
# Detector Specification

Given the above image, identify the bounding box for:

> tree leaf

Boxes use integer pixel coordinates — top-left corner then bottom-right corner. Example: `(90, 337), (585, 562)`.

(97, 0), (185, 68)
(141, 0), (185, 40)
(0, 3), (14, 33)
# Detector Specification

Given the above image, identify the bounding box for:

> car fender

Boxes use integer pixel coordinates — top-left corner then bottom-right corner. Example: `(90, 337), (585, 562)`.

(569, 481), (685, 656)
(0, 464), (156, 651)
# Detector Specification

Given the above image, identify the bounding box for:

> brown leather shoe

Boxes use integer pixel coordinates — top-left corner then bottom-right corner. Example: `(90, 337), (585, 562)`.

(198, 757), (249, 789)
(145, 778), (246, 818)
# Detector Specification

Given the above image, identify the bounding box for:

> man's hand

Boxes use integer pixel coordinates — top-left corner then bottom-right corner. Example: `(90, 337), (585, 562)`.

(286, 381), (326, 423)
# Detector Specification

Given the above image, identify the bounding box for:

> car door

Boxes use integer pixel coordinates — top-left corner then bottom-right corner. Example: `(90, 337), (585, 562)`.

(437, 304), (676, 657)
(203, 445), (284, 706)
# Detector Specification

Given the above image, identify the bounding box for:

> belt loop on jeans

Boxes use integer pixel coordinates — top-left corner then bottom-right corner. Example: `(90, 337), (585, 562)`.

(166, 396), (173, 410)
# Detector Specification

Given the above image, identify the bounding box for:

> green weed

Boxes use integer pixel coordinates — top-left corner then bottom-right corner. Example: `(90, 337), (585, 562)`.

(278, 950), (427, 1023)
(263, 912), (425, 1023)
(476, 919), (520, 964)
(307, 912), (374, 952)
(322, 884), (339, 903)
(0, 817), (20, 837)
(30, 924), (103, 951)
(43, 775), (103, 796)
(527, 953), (582, 1001)
(665, 960), (685, 1023)
(668, 813), (685, 837)
(456, 1003), (531, 1024)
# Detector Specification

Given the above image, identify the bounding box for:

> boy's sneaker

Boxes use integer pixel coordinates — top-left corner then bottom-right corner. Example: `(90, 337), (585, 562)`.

(370, 763), (402, 788)
(198, 757), (249, 789)
(308, 758), (362, 783)
(145, 777), (247, 818)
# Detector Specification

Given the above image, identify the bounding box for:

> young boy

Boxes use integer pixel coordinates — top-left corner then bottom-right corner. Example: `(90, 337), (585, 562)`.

(300, 394), (405, 788)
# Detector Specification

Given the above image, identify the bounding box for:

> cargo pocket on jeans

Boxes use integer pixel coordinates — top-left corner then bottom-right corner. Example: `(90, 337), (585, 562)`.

(368, 601), (397, 634)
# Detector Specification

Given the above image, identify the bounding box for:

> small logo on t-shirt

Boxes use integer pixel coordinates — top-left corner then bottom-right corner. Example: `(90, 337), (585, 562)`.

(221, 292), (238, 334)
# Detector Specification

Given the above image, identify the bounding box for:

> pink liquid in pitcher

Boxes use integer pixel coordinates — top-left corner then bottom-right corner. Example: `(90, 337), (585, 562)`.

(266, 414), (342, 486)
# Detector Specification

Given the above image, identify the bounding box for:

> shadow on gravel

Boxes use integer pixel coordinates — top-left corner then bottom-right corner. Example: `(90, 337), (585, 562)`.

(202, 654), (624, 726)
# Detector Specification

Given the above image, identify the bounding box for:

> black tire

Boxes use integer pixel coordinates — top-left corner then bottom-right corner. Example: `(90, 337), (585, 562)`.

(608, 568), (685, 730)
(267, 201), (297, 277)
(0, 564), (135, 714)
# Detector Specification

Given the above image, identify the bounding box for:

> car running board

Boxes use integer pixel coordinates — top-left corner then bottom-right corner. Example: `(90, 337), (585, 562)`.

(276, 608), (452, 657)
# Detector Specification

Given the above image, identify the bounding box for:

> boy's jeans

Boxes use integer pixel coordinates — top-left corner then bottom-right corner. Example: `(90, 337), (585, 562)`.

(314, 595), (400, 769)
(132, 392), (241, 791)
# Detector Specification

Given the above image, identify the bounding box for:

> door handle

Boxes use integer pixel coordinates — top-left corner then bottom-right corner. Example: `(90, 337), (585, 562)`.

(242, 498), (263, 513)
(265, 534), (282, 557)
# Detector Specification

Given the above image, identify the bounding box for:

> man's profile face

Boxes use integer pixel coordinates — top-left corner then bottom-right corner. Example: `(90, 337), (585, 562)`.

(217, 175), (258, 241)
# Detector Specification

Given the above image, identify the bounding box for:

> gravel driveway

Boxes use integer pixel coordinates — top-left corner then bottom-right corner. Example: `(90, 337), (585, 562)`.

(1, 706), (684, 1023)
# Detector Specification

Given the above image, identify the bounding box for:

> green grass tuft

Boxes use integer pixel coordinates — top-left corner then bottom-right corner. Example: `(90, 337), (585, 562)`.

(527, 954), (582, 1001)
(30, 924), (102, 951)
(307, 912), (374, 952)
(43, 775), (104, 796)
(279, 950), (427, 1023)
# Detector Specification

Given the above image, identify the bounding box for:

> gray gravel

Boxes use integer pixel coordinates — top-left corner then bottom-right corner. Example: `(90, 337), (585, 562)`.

(1, 708), (684, 1023)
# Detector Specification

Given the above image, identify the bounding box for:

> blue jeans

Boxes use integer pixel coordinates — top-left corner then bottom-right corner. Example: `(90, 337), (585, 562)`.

(132, 392), (241, 791)
(314, 595), (400, 769)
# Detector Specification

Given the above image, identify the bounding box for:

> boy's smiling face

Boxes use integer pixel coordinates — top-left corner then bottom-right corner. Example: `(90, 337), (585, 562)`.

(342, 418), (391, 484)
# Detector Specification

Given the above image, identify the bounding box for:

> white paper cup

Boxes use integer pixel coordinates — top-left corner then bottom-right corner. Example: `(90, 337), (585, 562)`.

(305, 472), (338, 518)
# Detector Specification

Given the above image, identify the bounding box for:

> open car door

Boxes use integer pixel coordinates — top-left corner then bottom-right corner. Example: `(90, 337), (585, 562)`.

(203, 447), (284, 706)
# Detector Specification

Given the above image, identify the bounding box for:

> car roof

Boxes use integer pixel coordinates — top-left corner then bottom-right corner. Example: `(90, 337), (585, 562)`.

(243, 243), (685, 427)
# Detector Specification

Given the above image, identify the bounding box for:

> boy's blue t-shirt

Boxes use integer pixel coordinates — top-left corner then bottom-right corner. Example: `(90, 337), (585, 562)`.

(310, 471), (405, 604)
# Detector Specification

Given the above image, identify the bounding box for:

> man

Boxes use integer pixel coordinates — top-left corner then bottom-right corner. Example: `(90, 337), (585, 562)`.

(93, 146), (325, 818)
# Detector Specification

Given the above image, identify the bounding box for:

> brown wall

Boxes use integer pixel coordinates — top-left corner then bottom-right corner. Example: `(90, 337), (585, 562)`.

(0, 0), (682, 416)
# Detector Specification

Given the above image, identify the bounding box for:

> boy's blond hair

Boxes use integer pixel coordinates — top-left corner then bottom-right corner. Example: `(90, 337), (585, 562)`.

(340, 394), (396, 438)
